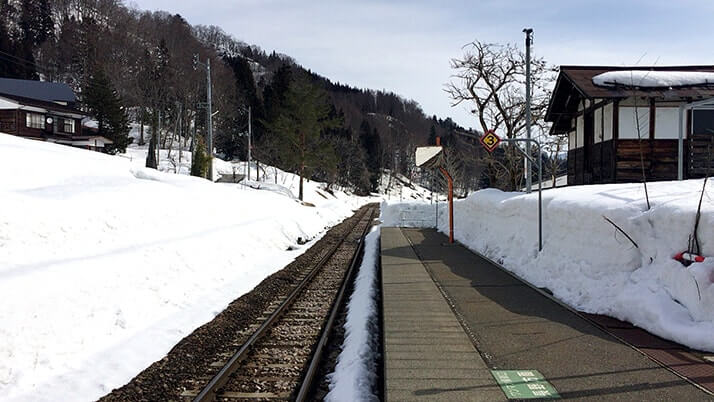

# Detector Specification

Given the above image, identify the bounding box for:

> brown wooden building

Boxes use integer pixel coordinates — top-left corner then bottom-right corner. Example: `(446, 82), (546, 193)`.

(0, 77), (112, 151)
(545, 66), (714, 185)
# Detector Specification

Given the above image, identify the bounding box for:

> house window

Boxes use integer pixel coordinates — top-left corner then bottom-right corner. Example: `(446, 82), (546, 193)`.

(63, 119), (75, 133)
(654, 107), (680, 139)
(25, 112), (44, 129)
(692, 109), (714, 135)
(618, 106), (649, 139)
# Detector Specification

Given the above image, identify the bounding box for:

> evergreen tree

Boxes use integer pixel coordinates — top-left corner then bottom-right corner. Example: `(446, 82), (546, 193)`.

(82, 66), (132, 154)
(428, 125), (437, 145)
(263, 64), (292, 119)
(266, 74), (338, 201)
(8, 0), (55, 79)
(359, 120), (382, 191)
(20, 0), (53, 48)
(219, 55), (264, 160)
(0, 17), (18, 78)
(335, 136), (370, 195)
(191, 136), (210, 178)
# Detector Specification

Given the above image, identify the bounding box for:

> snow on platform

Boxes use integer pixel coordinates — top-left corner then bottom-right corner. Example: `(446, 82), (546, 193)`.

(381, 180), (714, 352)
(0, 133), (369, 402)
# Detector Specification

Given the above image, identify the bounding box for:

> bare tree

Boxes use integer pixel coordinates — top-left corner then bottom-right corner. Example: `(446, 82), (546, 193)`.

(544, 134), (567, 187)
(446, 40), (554, 190)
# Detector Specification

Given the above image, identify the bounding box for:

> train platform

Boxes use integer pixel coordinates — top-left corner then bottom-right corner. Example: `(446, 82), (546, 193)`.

(380, 227), (504, 401)
(380, 227), (713, 401)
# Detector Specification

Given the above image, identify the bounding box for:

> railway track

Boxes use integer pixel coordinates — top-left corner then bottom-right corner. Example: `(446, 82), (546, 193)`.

(181, 204), (377, 401)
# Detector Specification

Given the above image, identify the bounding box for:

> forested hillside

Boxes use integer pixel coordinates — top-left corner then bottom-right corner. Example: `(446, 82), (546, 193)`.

(0, 0), (469, 194)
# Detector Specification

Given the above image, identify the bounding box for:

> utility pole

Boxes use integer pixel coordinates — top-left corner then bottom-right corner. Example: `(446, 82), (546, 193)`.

(191, 119), (196, 154)
(248, 106), (252, 181)
(206, 58), (213, 181)
(177, 102), (183, 172)
(523, 28), (533, 193)
(194, 54), (214, 181)
(157, 110), (161, 169)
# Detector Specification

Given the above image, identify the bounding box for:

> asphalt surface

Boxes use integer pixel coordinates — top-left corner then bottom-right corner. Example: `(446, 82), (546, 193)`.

(381, 227), (504, 401)
(385, 227), (712, 401)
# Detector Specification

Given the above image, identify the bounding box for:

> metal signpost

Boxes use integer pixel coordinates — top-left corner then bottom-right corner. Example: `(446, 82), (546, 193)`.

(523, 28), (534, 193)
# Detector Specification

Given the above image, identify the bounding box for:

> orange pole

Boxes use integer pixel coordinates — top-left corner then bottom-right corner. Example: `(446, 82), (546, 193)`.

(439, 166), (454, 243)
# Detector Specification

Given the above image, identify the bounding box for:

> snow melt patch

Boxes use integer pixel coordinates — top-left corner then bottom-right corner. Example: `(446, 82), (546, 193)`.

(0, 133), (368, 402)
(593, 70), (714, 88)
(381, 181), (714, 352)
(326, 226), (381, 402)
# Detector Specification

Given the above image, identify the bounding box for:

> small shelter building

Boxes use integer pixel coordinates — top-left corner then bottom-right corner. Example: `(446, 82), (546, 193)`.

(545, 66), (714, 185)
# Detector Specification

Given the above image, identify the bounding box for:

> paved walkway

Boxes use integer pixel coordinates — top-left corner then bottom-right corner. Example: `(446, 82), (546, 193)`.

(380, 227), (504, 401)
(383, 227), (713, 401)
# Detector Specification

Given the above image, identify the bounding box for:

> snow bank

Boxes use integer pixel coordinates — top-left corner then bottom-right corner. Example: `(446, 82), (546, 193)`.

(593, 70), (714, 88)
(379, 200), (440, 227)
(326, 225), (381, 402)
(382, 181), (714, 352)
(0, 133), (368, 401)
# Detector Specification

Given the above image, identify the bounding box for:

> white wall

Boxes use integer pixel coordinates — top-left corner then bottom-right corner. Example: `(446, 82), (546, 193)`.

(576, 115), (584, 146)
(594, 107), (603, 143)
(569, 130), (577, 149)
(655, 107), (682, 139)
(618, 106), (649, 139)
(604, 103), (613, 141)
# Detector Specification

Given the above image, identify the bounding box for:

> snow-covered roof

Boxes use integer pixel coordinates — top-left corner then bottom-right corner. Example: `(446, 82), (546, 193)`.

(415, 146), (443, 168)
(593, 71), (714, 88)
(0, 95), (85, 118)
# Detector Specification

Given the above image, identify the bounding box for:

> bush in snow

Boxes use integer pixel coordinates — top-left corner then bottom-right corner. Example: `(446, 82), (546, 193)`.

(191, 136), (210, 179)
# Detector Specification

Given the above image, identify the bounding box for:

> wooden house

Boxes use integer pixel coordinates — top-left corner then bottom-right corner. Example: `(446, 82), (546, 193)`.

(0, 77), (112, 151)
(545, 66), (714, 185)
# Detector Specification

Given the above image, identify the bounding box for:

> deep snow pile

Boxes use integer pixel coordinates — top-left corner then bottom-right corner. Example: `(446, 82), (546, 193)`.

(0, 133), (368, 402)
(325, 225), (381, 402)
(381, 180), (714, 352)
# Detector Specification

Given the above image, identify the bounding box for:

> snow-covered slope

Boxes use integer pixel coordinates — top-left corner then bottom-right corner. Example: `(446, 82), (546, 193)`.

(377, 171), (435, 202)
(382, 181), (714, 352)
(121, 144), (353, 207)
(0, 133), (368, 402)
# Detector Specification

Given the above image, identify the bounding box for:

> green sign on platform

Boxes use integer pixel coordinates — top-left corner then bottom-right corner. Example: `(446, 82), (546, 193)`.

(491, 370), (560, 399)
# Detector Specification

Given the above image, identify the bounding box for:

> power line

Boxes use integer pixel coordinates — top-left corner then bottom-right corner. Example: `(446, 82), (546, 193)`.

(0, 49), (59, 75)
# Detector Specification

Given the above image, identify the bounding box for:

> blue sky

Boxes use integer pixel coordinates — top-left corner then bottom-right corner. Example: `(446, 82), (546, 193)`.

(130, 0), (714, 129)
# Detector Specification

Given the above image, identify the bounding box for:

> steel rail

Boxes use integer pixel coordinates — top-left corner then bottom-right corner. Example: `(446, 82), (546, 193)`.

(192, 206), (373, 402)
(295, 207), (376, 401)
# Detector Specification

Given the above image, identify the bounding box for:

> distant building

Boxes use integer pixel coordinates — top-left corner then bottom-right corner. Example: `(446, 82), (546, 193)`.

(0, 77), (112, 151)
(545, 66), (714, 185)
